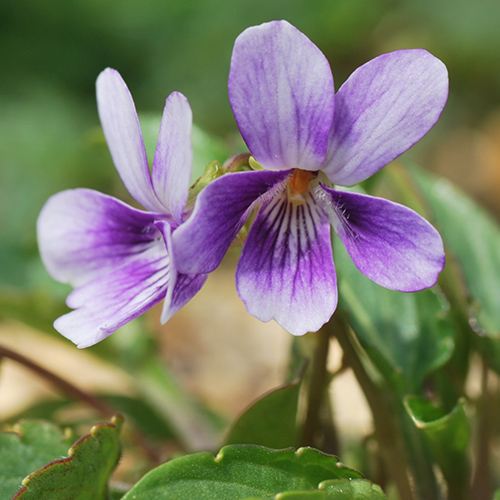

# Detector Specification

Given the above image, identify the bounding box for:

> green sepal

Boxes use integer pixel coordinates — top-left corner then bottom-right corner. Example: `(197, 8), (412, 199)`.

(187, 160), (224, 205)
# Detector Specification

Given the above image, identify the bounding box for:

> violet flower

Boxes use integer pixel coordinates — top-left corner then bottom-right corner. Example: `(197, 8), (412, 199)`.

(173, 20), (448, 335)
(37, 69), (206, 348)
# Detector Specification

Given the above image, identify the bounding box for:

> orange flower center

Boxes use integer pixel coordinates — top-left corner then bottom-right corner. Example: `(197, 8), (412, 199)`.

(288, 169), (316, 195)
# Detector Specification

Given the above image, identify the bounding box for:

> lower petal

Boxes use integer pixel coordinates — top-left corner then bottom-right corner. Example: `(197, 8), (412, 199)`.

(236, 190), (337, 335)
(37, 189), (175, 347)
(160, 272), (208, 324)
(55, 238), (171, 347)
(319, 187), (445, 291)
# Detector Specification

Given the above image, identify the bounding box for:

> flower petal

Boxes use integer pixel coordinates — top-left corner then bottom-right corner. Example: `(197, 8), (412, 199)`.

(54, 238), (171, 347)
(37, 188), (165, 287)
(152, 92), (193, 224)
(318, 186), (445, 291)
(160, 272), (208, 324)
(236, 191), (337, 335)
(322, 50), (448, 185)
(96, 68), (164, 212)
(229, 20), (334, 170)
(173, 169), (290, 274)
(37, 189), (173, 347)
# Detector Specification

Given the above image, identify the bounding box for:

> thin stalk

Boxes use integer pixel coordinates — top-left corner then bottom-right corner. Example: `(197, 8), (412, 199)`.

(299, 326), (334, 448)
(0, 344), (161, 463)
(471, 357), (493, 499)
(328, 315), (415, 500)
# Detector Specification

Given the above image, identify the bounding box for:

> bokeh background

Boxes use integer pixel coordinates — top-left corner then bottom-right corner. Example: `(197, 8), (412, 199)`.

(1, 0), (500, 464)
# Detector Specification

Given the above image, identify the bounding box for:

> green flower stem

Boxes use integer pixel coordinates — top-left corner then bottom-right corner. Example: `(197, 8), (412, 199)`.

(327, 315), (415, 500)
(0, 344), (161, 464)
(298, 326), (338, 451)
(471, 358), (494, 500)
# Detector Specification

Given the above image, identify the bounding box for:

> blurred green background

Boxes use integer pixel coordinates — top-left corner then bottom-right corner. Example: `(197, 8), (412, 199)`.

(1, 0), (500, 301)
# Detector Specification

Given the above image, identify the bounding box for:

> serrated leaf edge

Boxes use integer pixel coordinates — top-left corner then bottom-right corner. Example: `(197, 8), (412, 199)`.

(12, 415), (122, 499)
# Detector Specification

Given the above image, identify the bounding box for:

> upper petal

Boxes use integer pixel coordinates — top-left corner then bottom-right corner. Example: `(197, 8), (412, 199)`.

(173, 169), (291, 274)
(318, 186), (445, 291)
(322, 50), (448, 185)
(152, 92), (193, 225)
(229, 20), (334, 171)
(96, 68), (164, 212)
(236, 190), (337, 335)
(37, 188), (165, 287)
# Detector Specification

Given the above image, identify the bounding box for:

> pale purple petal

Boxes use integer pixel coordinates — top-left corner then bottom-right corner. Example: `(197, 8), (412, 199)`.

(37, 188), (167, 287)
(160, 272), (208, 323)
(236, 191), (337, 335)
(322, 50), (448, 185)
(96, 68), (164, 212)
(173, 169), (291, 274)
(54, 238), (171, 348)
(152, 92), (193, 225)
(229, 20), (334, 171)
(318, 186), (445, 291)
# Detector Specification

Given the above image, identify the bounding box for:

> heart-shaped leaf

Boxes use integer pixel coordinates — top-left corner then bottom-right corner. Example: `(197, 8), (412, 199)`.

(122, 445), (363, 500)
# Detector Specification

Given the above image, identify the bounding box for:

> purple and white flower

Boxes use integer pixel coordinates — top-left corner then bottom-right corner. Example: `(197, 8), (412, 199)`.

(37, 69), (206, 348)
(173, 20), (448, 335)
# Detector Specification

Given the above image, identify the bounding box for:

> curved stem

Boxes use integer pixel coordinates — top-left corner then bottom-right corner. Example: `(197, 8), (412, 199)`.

(0, 344), (161, 463)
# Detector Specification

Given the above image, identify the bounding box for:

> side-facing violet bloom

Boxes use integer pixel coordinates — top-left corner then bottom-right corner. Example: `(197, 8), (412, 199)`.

(37, 69), (206, 348)
(173, 20), (448, 335)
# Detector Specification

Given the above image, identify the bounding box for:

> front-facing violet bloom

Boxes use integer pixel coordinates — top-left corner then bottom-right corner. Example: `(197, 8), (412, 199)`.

(173, 20), (448, 335)
(37, 69), (206, 348)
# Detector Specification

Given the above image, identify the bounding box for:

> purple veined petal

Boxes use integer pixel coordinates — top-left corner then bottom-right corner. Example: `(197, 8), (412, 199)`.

(55, 237), (171, 348)
(236, 189), (337, 335)
(152, 92), (193, 224)
(322, 50), (448, 185)
(173, 168), (291, 274)
(160, 272), (208, 324)
(37, 188), (168, 287)
(229, 20), (334, 171)
(317, 186), (445, 291)
(52, 217), (174, 348)
(96, 68), (165, 212)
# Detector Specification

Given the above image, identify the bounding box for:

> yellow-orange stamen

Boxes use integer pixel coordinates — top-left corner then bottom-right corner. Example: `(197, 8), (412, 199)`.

(288, 169), (315, 195)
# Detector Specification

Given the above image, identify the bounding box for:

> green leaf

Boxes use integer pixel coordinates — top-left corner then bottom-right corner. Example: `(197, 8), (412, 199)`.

(320, 479), (387, 499)
(122, 445), (362, 500)
(409, 166), (500, 336)
(404, 396), (470, 495)
(334, 238), (455, 392)
(225, 370), (304, 449)
(263, 479), (387, 499)
(13, 416), (122, 500)
(0, 420), (74, 499)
